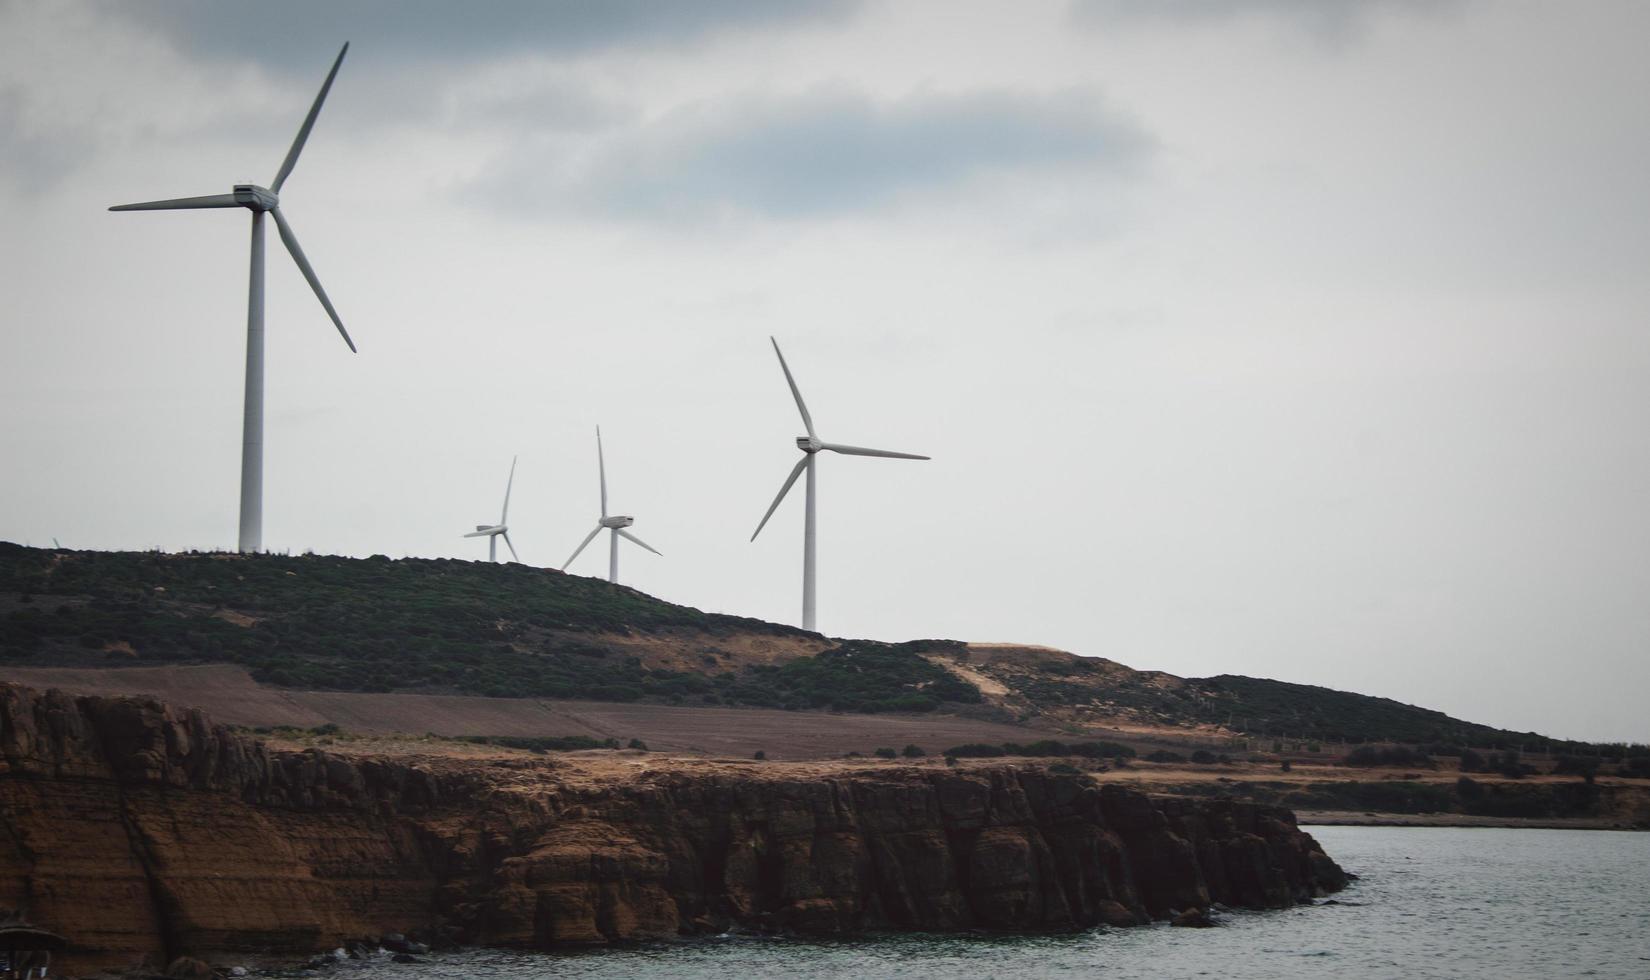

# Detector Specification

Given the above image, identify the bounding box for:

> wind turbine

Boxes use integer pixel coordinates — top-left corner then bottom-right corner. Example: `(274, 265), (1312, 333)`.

(562, 427), (661, 584)
(465, 456), (519, 562)
(110, 43), (357, 554)
(751, 337), (929, 632)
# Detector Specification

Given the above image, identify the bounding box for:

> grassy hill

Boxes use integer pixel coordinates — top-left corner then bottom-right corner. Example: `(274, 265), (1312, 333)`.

(927, 646), (1539, 748)
(1185, 674), (1517, 747)
(0, 543), (1635, 756)
(0, 544), (975, 714)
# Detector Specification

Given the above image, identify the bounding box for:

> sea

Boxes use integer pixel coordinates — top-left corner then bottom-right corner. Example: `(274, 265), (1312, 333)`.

(313, 827), (1650, 979)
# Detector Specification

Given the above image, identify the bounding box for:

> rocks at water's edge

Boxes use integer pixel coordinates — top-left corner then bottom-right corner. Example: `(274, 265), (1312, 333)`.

(0, 683), (1347, 973)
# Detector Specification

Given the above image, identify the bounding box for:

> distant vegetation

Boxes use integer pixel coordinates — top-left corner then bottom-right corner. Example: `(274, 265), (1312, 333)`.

(943, 739), (1136, 760)
(0, 545), (980, 714)
(1342, 745), (1434, 769)
(721, 640), (979, 713)
(3, 545), (1646, 759)
(455, 734), (620, 753)
(1186, 675), (1650, 760)
(1189, 675), (1512, 747)
(1458, 749), (1539, 778)
(1177, 778), (1616, 821)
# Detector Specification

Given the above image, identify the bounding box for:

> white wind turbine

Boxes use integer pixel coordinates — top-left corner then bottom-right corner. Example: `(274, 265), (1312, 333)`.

(562, 427), (661, 584)
(110, 43), (357, 554)
(465, 456), (520, 562)
(751, 337), (930, 632)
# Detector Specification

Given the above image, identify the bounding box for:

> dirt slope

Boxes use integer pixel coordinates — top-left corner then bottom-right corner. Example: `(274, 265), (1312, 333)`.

(0, 664), (1073, 760)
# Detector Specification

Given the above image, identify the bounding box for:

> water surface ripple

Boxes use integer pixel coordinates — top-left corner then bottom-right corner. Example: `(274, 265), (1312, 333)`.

(313, 827), (1649, 979)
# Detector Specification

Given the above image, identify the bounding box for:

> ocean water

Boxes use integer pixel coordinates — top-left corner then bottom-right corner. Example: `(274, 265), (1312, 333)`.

(319, 827), (1650, 979)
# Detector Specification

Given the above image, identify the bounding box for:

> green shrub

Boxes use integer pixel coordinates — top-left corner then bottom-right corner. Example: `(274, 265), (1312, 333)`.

(943, 740), (1134, 761)
(944, 743), (1007, 758)
(1071, 740), (1136, 759)
(1343, 745), (1434, 769)
(1484, 751), (1536, 778)
(874, 747), (897, 759)
(455, 734), (617, 753)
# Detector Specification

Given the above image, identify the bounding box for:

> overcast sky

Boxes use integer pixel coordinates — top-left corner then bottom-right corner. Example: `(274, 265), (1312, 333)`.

(3, 0), (1647, 743)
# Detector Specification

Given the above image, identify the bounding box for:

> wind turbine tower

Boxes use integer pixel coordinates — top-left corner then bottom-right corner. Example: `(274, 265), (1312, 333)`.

(562, 427), (661, 584)
(465, 456), (519, 562)
(751, 338), (929, 632)
(110, 43), (358, 553)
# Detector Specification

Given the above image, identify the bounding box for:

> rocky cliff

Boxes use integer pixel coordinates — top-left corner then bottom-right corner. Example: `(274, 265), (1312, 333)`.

(0, 684), (1346, 974)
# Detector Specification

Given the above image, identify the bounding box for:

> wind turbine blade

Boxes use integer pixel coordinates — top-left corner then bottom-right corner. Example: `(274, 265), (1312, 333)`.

(596, 426), (608, 518)
(502, 531), (520, 563)
(562, 525), (603, 570)
(616, 528), (661, 557)
(271, 42), (349, 193)
(770, 337), (816, 439)
(819, 442), (931, 460)
(751, 456), (808, 541)
(109, 194), (239, 211)
(271, 207), (357, 352)
(501, 455), (516, 523)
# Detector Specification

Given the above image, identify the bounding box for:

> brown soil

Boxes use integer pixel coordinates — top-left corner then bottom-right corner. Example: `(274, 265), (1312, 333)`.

(559, 627), (833, 674)
(0, 664), (331, 727)
(10, 665), (1643, 828)
(0, 664), (1070, 761)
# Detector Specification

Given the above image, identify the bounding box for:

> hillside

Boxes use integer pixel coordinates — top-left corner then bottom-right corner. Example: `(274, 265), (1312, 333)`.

(925, 645), (1546, 749)
(0, 543), (973, 715)
(0, 543), (1632, 756)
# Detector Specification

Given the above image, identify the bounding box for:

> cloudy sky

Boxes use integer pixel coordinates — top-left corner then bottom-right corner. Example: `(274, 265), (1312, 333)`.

(3, 0), (1647, 743)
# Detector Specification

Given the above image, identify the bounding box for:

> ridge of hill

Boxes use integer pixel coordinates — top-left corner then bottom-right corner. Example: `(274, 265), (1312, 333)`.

(0, 543), (1633, 755)
(922, 644), (1563, 749)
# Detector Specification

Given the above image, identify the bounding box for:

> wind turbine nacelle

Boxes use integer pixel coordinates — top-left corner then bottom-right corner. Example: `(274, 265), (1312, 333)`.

(600, 515), (635, 529)
(475, 524), (497, 533)
(233, 184), (279, 211)
(796, 436), (823, 452)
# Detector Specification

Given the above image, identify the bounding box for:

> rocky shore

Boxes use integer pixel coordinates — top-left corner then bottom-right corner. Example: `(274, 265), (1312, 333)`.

(0, 684), (1346, 975)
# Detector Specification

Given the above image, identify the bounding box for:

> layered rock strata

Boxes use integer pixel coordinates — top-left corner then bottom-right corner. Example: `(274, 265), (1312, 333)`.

(0, 684), (1346, 973)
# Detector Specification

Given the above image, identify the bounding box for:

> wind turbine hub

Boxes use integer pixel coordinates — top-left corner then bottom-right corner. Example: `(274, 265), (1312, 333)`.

(796, 436), (823, 453)
(233, 184), (280, 211)
(600, 515), (635, 528)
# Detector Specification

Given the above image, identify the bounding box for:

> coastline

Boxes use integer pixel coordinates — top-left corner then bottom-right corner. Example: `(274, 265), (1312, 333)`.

(0, 683), (1348, 974)
(1296, 810), (1646, 831)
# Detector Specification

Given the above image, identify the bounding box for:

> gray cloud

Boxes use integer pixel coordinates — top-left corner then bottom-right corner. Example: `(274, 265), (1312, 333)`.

(0, 86), (93, 192)
(102, 0), (860, 72)
(470, 88), (1152, 222)
(1072, 0), (1458, 41)
(450, 80), (636, 135)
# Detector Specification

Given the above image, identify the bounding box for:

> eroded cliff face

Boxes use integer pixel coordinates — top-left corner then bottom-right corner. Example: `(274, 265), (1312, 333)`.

(0, 684), (1346, 973)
